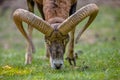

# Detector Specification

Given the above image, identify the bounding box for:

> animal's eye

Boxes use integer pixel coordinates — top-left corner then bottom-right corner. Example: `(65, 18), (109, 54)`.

(46, 40), (51, 45)
(64, 38), (69, 45)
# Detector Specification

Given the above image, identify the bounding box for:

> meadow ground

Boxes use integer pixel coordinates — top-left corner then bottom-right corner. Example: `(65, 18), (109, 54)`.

(0, 6), (120, 80)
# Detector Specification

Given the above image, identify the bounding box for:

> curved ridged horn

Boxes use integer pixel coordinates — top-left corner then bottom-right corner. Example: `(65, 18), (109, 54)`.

(58, 4), (99, 39)
(13, 9), (54, 41)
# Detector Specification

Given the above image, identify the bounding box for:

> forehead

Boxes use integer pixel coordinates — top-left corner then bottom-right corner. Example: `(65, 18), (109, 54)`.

(45, 31), (69, 42)
(50, 42), (63, 50)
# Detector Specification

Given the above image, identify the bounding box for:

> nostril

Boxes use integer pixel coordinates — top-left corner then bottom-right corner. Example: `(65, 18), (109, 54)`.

(60, 63), (62, 66)
(54, 63), (62, 69)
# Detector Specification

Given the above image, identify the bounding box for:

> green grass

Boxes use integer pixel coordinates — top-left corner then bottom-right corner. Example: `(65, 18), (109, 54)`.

(0, 6), (120, 80)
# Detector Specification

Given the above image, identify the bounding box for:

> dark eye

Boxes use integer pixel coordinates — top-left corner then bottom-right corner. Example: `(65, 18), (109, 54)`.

(46, 40), (51, 45)
(63, 38), (69, 45)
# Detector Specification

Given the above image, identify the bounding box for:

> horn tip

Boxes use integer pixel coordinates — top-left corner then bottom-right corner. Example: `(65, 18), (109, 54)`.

(89, 3), (99, 11)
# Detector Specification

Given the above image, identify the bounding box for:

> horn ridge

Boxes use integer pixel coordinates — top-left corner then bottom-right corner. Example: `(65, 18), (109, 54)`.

(13, 9), (54, 37)
(58, 3), (99, 36)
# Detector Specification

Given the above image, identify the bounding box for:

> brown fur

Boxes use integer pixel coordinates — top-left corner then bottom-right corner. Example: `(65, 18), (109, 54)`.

(43, 0), (71, 21)
(35, 0), (77, 22)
